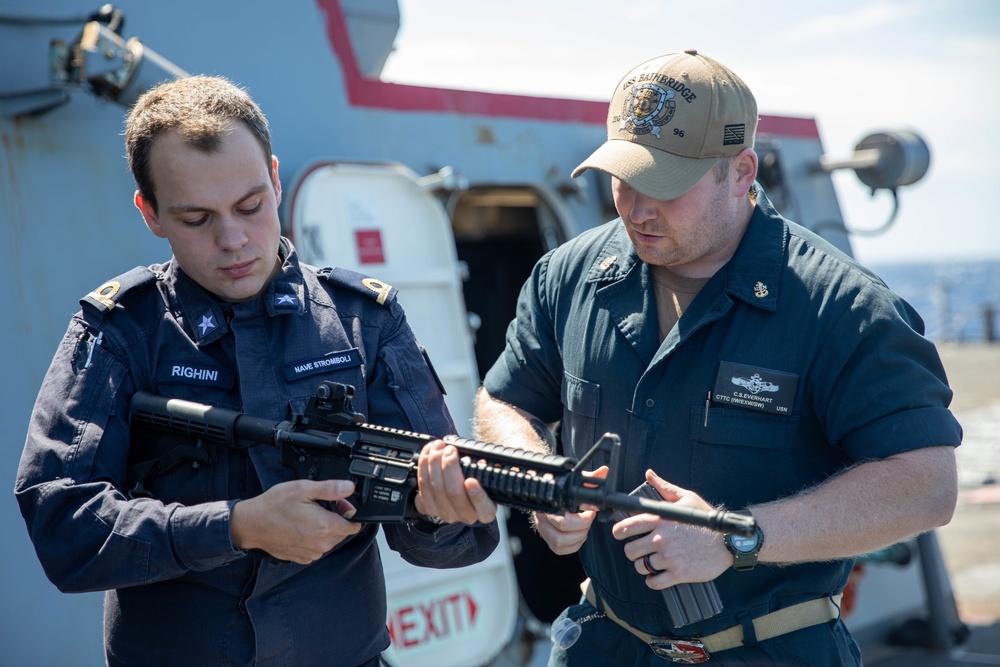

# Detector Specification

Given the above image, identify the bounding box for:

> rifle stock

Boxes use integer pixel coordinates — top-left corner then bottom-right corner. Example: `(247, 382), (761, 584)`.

(128, 381), (755, 536)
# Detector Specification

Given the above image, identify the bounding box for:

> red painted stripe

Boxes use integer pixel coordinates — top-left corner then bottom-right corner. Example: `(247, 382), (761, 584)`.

(316, 0), (606, 123)
(758, 114), (820, 139)
(315, 0), (819, 137)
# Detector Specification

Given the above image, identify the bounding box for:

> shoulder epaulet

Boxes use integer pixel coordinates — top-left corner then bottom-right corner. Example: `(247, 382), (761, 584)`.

(81, 266), (158, 314)
(319, 267), (398, 308)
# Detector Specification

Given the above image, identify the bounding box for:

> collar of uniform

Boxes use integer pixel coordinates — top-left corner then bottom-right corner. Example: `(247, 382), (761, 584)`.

(585, 193), (784, 311)
(166, 261), (230, 346)
(719, 190), (785, 312)
(586, 222), (641, 283)
(585, 225), (661, 364)
(265, 238), (307, 317)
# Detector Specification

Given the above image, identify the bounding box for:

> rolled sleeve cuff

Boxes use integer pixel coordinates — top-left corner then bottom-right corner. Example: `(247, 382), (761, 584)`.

(170, 499), (246, 571)
(483, 359), (560, 423)
(841, 406), (963, 459)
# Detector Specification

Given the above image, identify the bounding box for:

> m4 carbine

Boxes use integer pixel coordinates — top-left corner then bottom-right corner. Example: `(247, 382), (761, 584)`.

(128, 380), (755, 538)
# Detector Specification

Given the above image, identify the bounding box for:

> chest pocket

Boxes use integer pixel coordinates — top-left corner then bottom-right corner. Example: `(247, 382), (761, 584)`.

(283, 351), (368, 419)
(692, 405), (799, 449)
(689, 405), (800, 500)
(561, 372), (600, 457)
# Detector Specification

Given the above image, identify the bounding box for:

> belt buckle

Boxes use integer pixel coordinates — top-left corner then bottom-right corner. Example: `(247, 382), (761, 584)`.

(648, 638), (710, 664)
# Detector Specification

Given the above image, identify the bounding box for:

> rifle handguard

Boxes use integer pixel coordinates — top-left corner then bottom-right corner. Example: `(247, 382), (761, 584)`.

(129, 384), (756, 536)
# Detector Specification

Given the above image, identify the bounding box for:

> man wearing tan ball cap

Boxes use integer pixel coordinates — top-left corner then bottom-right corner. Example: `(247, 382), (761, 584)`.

(474, 49), (960, 665)
(574, 48), (758, 201)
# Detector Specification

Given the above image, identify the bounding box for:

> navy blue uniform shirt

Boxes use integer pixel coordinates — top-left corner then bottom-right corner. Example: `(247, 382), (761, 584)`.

(16, 239), (498, 667)
(484, 193), (961, 654)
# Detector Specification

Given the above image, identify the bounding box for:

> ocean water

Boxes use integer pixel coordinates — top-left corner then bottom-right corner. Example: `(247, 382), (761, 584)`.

(866, 258), (1000, 343)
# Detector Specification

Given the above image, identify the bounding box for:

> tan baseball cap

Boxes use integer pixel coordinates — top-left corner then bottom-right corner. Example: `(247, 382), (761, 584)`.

(573, 49), (758, 200)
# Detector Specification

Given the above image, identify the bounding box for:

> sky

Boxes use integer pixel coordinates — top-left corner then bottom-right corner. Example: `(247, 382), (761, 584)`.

(381, 0), (1000, 266)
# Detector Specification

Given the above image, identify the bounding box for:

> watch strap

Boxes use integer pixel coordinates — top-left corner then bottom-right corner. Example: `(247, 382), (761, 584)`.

(725, 509), (764, 572)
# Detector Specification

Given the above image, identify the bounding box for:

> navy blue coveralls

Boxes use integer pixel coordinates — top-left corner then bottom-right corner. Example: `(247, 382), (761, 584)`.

(16, 239), (499, 667)
(483, 194), (961, 665)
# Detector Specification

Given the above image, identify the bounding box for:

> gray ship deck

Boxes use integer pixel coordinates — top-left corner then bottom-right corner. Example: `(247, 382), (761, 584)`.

(866, 620), (1000, 666)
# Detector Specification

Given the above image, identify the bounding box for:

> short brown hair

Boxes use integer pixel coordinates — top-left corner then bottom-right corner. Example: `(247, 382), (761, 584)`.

(125, 75), (272, 211)
(712, 153), (757, 203)
(712, 155), (735, 183)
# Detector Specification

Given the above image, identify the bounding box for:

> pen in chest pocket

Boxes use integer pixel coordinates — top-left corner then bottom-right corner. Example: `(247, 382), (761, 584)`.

(84, 331), (103, 368)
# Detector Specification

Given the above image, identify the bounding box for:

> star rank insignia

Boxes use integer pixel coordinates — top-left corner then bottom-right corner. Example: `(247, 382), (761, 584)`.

(197, 313), (218, 336)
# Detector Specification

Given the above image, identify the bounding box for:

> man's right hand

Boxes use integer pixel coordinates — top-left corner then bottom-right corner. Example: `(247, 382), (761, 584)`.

(531, 509), (600, 555)
(230, 479), (362, 564)
(531, 465), (609, 555)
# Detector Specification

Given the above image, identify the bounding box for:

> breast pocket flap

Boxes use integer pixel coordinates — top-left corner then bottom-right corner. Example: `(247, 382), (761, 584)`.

(562, 372), (600, 417)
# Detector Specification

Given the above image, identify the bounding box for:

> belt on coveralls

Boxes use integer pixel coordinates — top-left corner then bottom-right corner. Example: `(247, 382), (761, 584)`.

(582, 578), (842, 664)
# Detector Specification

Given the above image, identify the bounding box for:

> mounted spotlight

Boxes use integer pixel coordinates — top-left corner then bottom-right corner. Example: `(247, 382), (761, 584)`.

(3, 6), (187, 117)
(54, 18), (188, 108)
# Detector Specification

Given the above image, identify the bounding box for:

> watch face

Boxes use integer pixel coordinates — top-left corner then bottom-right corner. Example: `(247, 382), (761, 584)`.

(730, 533), (758, 553)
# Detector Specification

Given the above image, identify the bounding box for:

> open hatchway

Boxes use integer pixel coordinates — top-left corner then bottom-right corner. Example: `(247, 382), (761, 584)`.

(450, 186), (566, 382)
(448, 185), (590, 626)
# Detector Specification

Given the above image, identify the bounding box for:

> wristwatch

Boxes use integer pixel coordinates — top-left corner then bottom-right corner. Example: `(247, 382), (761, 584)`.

(724, 510), (765, 571)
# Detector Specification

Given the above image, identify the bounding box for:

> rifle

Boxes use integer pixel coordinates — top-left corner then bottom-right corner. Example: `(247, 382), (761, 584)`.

(128, 381), (755, 537)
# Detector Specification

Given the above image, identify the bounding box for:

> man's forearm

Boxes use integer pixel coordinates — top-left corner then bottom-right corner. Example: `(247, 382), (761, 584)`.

(472, 387), (553, 454)
(753, 445), (958, 564)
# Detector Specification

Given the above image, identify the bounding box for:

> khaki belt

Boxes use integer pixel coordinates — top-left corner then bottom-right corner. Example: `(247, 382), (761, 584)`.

(582, 579), (842, 664)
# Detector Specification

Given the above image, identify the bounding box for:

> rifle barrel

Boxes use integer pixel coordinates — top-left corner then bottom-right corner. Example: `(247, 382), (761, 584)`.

(579, 489), (757, 536)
